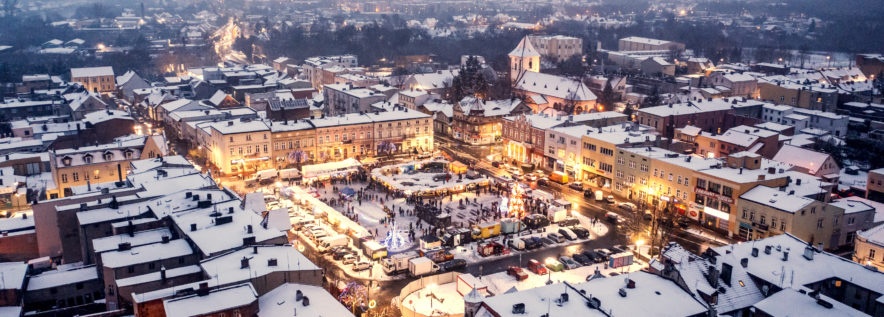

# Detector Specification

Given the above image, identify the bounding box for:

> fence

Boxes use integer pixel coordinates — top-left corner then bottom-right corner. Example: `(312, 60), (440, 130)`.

(397, 271), (464, 317)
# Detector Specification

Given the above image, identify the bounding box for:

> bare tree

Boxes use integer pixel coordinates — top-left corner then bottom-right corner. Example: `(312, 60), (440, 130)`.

(2, 0), (18, 17)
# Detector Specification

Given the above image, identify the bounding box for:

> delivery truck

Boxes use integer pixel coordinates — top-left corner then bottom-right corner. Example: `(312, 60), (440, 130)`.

(408, 256), (440, 277)
(317, 235), (349, 253)
(381, 251), (419, 275)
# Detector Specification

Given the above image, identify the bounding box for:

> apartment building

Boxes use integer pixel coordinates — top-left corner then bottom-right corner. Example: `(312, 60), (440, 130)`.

(71, 66), (115, 93)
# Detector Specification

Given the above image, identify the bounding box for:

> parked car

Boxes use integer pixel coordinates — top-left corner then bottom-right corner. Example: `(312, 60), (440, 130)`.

(547, 232), (565, 243)
(507, 266), (529, 281)
(643, 210), (653, 221)
(605, 195), (615, 203)
(582, 250), (604, 263)
(544, 258), (564, 272)
(595, 248), (612, 260)
(440, 259), (467, 272)
(617, 202), (637, 212)
(572, 253), (593, 266)
(570, 227), (590, 239)
(352, 261), (372, 272)
(537, 178), (549, 186)
(342, 254), (358, 265)
(557, 217), (580, 227)
(559, 256), (581, 270)
(569, 182), (583, 191)
(540, 237), (556, 246)
(558, 228), (576, 241)
(527, 259), (548, 275)
(525, 237), (543, 249)
(333, 248), (356, 260)
(583, 190), (594, 198)
(611, 245), (628, 254)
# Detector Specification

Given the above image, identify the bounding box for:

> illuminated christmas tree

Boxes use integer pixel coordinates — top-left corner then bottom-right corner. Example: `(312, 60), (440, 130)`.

(508, 185), (526, 218)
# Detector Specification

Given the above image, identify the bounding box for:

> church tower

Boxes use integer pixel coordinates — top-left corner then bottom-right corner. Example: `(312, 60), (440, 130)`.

(508, 36), (541, 84)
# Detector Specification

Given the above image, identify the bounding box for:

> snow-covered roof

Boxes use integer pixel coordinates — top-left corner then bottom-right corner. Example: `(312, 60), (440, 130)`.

(171, 200), (285, 257)
(92, 228), (172, 254)
(101, 239), (193, 269)
(515, 72), (597, 101)
(116, 265), (202, 288)
(258, 283), (354, 317)
(772, 144), (831, 175)
(457, 97), (524, 117)
(0, 211), (34, 233)
(640, 98), (764, 118)
(859, 223), (884, 248)
(655, 243), (763, 314)
(209, 119), (269, 135)
(753, 288), (867, 317)
(208, 90), (229, 106)
(740, 185), (814, 213)
(407, 70), (457, 90)
(0, 262), (27, 290)
(200, 245), (319, 286)
(711, 233), (884, 296)
(476, 271), (706, 317)
(509, 36), (540, 57)
(163, 283), (257, 317)
(26, 264), (98, 291)
(71, 66), (114, 78)
(620, 36), (671, 45)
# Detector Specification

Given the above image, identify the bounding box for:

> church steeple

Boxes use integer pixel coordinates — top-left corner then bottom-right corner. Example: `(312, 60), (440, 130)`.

(508, 36), (541, 84)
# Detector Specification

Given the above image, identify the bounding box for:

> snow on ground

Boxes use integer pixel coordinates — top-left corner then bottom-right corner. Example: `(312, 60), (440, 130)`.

(403, 261), (646, 316)
(402, 282), (464, 316)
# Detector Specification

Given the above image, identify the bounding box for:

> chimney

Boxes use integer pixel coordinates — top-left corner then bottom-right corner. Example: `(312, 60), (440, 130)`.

(782, 250), (789, 261)
(253, 245), (259, 254)
(268, 258), (278, 266)
(247, 224), (253, 234)
(117, 242), (131, 251)
(241, 256), (250, 269)
(161, 235), (170, 243)
(160, 266), (167, 282)
(751, 247), (758, 257)
(740, 257), (749, 268)
(764, 245), (772, 255)
(197, 282), (210, 296)
(190, 223), (197, 231)
(803, 244), (815, 260)
(626, 279), (636, 289)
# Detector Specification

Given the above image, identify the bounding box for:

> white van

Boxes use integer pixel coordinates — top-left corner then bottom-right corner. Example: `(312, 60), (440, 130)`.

(318, 235), (349, 253)
(508, 237), (526, 250)
(594, 190), (604, 201)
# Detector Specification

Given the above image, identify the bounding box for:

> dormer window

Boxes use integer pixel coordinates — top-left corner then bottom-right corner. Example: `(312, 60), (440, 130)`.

(103, 152), (114, 161)
(62, 156), (72, 166)
(83, 154), (93, 164)
(124, 150), (134, 159)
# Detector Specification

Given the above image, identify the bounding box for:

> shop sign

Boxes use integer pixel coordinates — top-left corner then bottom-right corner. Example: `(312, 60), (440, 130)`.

(694, 187), (734, 204)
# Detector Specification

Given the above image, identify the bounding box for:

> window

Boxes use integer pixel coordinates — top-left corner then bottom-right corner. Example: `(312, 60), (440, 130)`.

(696, 179), (706, 189)
(628, 161), (636, 169)
(722, 186), (734, 198)
(760, 215), (766, 225)
(811, 207), (816, 214)
(708, 182), (721, 194)
(749, 211), (755, 221)
(72, 172), (79, 182)
(617, 157), (625, 165)
(61, 174), (68, 183)
(871, 249), (877, 261)
(640, 164), (648, 172)
(677, 176), (683, 185)
(817, 218), (824, 229)
(654, 169), (658, 177)
(848, 217), (855, 225)
(83, 155), (92, 164)
(684, 177), (690, 187)
(127, 266), (135, 273)
(780, 221), (785, 231)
